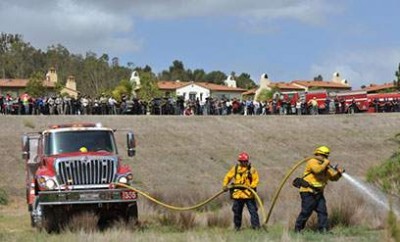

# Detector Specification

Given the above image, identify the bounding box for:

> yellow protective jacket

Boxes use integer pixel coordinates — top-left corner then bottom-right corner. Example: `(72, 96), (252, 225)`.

(300, 156), (342, 193)
(223, 164), (259, 199)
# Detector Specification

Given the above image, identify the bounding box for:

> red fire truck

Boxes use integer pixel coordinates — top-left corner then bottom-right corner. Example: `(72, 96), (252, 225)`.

(22, 123), (138, 232)
(334, 90), (369, 113)
(367, 92), (400, 112)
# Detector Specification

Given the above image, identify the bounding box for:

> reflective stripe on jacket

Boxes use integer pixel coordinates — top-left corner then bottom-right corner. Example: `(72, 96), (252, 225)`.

(223, 164), (259, 199)
(300, 156), (341, 193)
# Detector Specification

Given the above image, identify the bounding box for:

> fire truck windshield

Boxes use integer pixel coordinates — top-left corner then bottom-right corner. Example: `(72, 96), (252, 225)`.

(44, 130), (117, 155)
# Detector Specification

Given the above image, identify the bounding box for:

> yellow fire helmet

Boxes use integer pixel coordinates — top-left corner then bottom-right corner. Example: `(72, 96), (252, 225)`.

(79, 146), (88, 153)
(314, 145), (330, 156)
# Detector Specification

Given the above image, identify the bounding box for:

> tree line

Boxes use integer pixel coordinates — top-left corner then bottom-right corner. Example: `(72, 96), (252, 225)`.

(0, 33), (256, 99)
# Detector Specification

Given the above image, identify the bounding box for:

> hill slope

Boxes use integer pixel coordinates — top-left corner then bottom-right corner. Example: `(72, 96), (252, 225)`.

(1, 114), (399, 195)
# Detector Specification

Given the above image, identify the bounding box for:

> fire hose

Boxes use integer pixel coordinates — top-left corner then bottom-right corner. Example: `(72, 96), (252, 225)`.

(116, 156), (341, 227)
(116, 183), (267, 224)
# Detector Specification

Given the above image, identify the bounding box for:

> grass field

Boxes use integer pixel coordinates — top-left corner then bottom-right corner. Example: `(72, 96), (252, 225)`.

(0, 114), (399, 241)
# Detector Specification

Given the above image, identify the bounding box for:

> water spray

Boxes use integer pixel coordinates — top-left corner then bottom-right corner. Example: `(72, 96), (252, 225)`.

(341, 173), (400, 217)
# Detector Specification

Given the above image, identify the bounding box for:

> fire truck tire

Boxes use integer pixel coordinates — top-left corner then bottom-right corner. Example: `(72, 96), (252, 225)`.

(30, 213), (35, 227)
(126, 202), (138, 226)
(42, 207), (60, 233)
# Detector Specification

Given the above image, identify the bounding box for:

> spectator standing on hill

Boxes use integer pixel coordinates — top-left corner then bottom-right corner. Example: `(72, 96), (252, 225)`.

(294, 146), (344, 233)
(223, 152), (260, 231)
(308, 97), (318, 115)
(0, 95), (4, 114)
(55, 95), (64, 115)
(296, 99), (302, 115)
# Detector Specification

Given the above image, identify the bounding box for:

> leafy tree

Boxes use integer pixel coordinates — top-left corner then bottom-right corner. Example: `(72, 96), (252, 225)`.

(236, 73), (256, 89)
(192, 69), (206, 82)
(25, 71), (46, 97)
(46, 44), (73, 85)
(134, 65), (152, 73)
(80, 52), (111, 96)
(313, 75), (323, 81)
(112, 79), (132, 101)
(0, 33), (22, 78)
(205, 71), (227, 85)
(256, 87), (279, 102)
(159, 60), (190, 81)
(395, 63), (400, 91)
(136, 71), (161, 102)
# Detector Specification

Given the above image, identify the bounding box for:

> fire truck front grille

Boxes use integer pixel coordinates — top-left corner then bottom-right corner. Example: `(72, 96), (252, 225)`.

(55, 157), (117, 185)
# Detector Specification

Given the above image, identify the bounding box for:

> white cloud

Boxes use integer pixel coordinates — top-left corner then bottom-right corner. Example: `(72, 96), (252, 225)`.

(0, 0), (139, 55)
(310, 48), (400, 89)
(0, 0), (336, 57)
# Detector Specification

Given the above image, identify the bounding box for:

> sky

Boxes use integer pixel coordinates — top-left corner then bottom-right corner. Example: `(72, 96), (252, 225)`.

(1, 0), (399, 89)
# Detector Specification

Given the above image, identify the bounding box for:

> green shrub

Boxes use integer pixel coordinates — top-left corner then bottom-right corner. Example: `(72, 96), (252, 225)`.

(0, 188), (9, 205)
(366, 151), (400, 195)
(387, 208), (400, 242)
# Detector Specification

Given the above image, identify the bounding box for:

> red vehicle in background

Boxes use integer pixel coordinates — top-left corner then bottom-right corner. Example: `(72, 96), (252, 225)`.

(270, 90), (400, 114)
(304, 90), (328, 110)
(279, 90), (328, 114)
(334, 90), (369, 113)
(367, 92), (400, 112)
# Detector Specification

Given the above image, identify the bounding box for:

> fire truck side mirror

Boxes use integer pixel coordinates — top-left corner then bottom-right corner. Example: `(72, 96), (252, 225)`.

(22, 135), (30, 160)
(127, 132), (136, 157)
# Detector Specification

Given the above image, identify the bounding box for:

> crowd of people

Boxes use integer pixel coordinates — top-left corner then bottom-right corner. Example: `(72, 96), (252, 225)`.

(0, 92), (399, 116)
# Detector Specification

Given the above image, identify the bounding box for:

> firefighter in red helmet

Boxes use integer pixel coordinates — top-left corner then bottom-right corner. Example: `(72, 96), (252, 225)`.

(222, 152), (260, 230)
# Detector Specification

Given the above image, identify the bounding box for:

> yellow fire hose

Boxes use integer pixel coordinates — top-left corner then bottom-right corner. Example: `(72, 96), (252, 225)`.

(265, 157), (311, 224)
(116, 183), (267, 224)
(115, 157), (310, 227)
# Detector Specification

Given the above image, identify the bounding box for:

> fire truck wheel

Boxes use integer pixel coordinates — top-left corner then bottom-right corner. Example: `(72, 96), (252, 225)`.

(30, 214), (35, 227)
(127, 202), (138, 225)
(42, 207), (60, 233)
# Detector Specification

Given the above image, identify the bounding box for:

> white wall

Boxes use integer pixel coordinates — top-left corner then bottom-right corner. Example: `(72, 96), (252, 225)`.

(176, 84), (210, 102)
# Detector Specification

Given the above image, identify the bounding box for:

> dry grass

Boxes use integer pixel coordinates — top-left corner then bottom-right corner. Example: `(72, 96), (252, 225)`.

(64, 212), (99, 233)
(1, 114), (400, 240)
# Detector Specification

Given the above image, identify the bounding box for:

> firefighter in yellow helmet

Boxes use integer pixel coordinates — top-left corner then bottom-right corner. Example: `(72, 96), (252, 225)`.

(222, 152), (260, 230)
(294, 146), (344, 233)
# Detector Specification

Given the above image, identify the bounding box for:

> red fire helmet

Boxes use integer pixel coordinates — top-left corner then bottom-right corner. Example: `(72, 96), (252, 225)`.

(238, 152), (249, 162)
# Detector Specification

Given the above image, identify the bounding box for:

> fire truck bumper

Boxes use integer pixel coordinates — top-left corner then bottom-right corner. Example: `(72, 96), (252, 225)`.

(38, 189), (137, 205)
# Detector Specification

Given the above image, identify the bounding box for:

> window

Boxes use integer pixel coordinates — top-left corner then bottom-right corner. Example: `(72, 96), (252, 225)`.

(44, 130), (117, 155)
(189, 92), (196, 101)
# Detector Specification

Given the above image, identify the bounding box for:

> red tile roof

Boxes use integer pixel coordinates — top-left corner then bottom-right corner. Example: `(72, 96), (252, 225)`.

(0, 79), (29, 87)
(157, 81), (187, 90)
(242, 88), (257, 95)
(292, 80), (350, 89)
(196, 82), (246, 92)
(362, 83), (395, 92)
(0, 79), (56, 88)
(269, 82), (305, 90)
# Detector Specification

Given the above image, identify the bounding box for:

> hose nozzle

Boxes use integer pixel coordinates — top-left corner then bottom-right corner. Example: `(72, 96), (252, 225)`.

(329, 164), (345, 174)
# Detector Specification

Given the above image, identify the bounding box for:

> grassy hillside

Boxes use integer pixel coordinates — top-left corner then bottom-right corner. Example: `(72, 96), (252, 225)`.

(0, 114), (399, 241)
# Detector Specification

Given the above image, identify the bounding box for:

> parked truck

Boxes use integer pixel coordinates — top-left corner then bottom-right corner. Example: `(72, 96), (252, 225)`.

(22, 122), (138, 232)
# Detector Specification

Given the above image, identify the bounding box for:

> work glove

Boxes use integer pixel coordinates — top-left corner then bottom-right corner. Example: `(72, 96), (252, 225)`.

(222, 186), (229, 192)
(336, 165), (345, 174)
(330, 164), (345, 174)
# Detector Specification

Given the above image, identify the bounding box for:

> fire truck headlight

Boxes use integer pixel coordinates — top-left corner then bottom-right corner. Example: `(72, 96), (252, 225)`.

(118, 176), (128, 184)
(45, 179), (56, 189)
